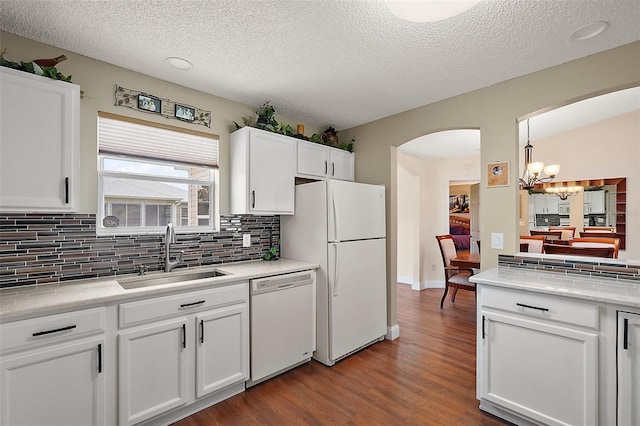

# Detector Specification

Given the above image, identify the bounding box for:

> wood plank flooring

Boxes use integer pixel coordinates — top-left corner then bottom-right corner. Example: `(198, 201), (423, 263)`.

(174, 285), (510, 425)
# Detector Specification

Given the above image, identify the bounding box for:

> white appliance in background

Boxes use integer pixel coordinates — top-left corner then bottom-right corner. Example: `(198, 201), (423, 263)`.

(248, 270), (315, 386)
(281, 180), (387, 366)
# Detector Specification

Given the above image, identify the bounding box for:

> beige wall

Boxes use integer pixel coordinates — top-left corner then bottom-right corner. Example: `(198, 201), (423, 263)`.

(1, 31), (321, 216)
(343, 41), (640, 330)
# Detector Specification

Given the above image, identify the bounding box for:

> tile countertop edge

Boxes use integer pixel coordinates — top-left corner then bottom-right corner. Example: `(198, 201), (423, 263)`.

(0, 259), (319, 323)
(471, 267), (640, 308)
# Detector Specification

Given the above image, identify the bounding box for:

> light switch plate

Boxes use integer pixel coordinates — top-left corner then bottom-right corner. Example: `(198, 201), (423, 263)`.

(242, 233), (251, 247)
(491, 232), (504, 249)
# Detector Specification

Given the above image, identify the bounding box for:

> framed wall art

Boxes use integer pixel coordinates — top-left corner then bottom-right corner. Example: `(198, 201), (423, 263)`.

(137, 94), (161, 113)
(175, 104), (195, 121)
(487, 161), (510, 187)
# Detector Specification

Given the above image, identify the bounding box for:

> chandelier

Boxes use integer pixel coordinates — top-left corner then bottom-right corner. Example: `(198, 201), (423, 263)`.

(519, 119), (559, 190)
(545, 186), (583, 200)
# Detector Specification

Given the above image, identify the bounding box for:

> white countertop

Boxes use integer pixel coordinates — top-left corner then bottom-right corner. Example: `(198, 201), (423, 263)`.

(471, 267), (640, 308)
(0, 259), (319, 322)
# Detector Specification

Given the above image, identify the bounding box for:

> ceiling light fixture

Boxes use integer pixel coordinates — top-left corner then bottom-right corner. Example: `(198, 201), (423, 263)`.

(519, 119), (559, 190)
(545, 186), (583, 200)
(570, 21), (609, 41)
(384, 0), (481, 23)
(165, 57), (193, 70)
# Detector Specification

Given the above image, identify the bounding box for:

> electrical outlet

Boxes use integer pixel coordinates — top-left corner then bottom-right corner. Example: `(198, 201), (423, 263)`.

(491, 232), (504, 249)
(242, 233), (251, 248)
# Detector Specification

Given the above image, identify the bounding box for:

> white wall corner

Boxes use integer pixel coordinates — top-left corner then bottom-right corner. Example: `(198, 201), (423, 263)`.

(425, 280), (445, 289)
(386, 324), (400, 340)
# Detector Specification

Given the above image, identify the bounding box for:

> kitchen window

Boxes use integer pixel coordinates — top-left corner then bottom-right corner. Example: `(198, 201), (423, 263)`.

(97, 112), (218, 235)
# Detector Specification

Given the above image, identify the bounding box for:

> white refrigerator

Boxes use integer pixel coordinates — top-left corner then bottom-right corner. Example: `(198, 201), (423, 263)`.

(281, 180), (387, 366)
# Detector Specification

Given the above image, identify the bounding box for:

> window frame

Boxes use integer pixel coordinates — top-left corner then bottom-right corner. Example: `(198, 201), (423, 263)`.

(97, 154), (218, 236)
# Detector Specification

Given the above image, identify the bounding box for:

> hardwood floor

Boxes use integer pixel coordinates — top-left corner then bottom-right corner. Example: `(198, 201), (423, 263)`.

(174, 285), (510, 425)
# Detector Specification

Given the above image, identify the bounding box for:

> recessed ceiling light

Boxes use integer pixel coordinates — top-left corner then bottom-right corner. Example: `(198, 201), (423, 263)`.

(570, 21), (609, 41)
(384, 0), (481, 23)
(165, 57), (193, 70)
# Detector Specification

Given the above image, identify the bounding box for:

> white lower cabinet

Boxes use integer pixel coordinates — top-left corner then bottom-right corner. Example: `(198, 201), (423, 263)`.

(196, 305), (248, 397)
(478, 286), (599, 426)
(0, 307), (107, 426)
(118, 318), (189, 425)
(118, 282), (249, 425)
(618, 311), (640, 426)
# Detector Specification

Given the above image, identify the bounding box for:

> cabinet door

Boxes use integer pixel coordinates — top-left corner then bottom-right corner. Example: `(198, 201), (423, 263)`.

(329, 149), (354, 181)
(588, 190), (605, 214)
(118, 318), (189, 426)
(195, 304), (248, 398)
(248, 131), (295, 214)
(479, 311), (598, 426)
(545, 194), (559, 214)
(0, 67), (80, 211)
(1, 337), (104, 426)
(618, 311), (640, 426)
(297, 140), (329, 177)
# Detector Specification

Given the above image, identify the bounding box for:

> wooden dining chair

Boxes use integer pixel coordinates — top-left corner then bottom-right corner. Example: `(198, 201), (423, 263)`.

(570, 237), (620, 259)
(549, 226), (576, 240)
(520, 235), (546, 253)
(530, 230), (563, 240)
(435, 235), (475, 309)
(543, 243), (615, 258)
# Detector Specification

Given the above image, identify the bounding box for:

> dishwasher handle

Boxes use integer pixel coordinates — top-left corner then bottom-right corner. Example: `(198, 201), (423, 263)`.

(251, 272), (313, 295)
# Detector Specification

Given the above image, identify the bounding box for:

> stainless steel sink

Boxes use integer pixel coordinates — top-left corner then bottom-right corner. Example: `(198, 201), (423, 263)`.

(117, 269), (228, 290)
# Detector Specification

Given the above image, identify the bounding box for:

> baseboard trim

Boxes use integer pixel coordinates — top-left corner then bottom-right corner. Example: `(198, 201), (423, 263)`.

(386, 324), (400, 340)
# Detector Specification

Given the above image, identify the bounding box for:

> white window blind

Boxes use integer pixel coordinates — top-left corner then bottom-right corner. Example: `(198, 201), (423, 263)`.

(98, 112), (218, 168)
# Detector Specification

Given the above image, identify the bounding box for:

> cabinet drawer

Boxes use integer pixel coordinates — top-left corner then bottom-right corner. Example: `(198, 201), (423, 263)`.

(119, 282), (248, 328)
(0, 307), (106, 353)
(481, 286), (599, 329)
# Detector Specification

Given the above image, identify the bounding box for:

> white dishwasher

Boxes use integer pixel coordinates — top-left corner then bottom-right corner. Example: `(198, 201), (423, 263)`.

(248, 270), (316, 386)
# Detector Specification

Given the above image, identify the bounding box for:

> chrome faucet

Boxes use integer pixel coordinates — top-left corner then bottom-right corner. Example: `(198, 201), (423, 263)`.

(165, 223), (183, 272)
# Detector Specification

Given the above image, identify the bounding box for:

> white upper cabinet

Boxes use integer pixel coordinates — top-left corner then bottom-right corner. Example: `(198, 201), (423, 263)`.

(0, 67), (80, 212)
(230, 127), (295, 215)
(297, 140), (354, 181)
(585, 190), (605, 214)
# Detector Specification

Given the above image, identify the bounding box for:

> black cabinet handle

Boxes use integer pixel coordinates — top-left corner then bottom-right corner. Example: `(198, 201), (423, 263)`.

(182, 324), (186, 349)
(200, 320), (204, 344)
(251, 190), (256, 208)
(482, 315), (486, 340)
(64, 177), (70, 204)
(180, 300), (205, 308)
(324, 160), (328, 175)
(331, 162), (335, 176)
(516, 303), (549, 312)
(32, 324), (76, 337)
(623, 318), (629, 350)
(97, 344), (102, 374)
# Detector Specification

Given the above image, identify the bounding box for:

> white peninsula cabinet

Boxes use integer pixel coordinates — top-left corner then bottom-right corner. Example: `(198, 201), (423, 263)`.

(0, 307), (107, 426)
(230, 127), (295, 215)
(296, 139), (354, 181)
(478, 286), (599, 426)
(618, 311), (640, 426)
(118, 282), (249, 426)
(0, 66), (80, 212)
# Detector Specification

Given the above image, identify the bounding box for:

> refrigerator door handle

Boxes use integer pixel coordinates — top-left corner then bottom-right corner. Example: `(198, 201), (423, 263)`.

(331, 189), (339, 242)
(333, 244), (340, 297)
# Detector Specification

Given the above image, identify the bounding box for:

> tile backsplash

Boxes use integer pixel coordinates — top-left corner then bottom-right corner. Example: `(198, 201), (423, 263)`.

(498, 254), (640, 282)
(0, 213), (279, 288)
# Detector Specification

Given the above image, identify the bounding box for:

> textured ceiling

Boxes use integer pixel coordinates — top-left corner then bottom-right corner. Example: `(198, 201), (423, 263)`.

(0, 0), (639, 131)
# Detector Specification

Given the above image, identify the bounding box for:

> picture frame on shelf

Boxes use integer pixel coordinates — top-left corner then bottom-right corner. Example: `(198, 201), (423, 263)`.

(175, 104), (195, 122)
(137, 94), (161, 113)
(487, 161), (510, 187)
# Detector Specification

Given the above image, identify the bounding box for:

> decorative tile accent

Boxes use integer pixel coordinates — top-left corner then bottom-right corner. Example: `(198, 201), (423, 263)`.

(0, 213), (279, 288)
(498, 254), (640, 282)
